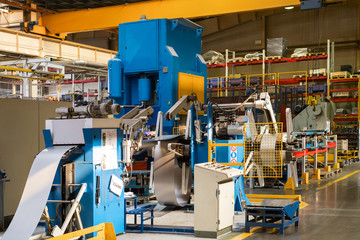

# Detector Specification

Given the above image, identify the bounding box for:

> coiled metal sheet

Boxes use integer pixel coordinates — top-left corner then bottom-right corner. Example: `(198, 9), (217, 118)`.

(153, 137), (192, 207)
(2, 146), (76, 240)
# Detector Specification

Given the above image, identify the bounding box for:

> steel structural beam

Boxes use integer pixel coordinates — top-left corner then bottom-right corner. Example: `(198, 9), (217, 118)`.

(38, 0), (301, 34)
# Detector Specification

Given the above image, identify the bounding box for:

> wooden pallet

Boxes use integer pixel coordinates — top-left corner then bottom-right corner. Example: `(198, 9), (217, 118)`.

(350, 74), (360, 78)
(331, 71), (350, 79)
(266, 56), (282, 60)
(293, 74), (306, 78)
(229, 58), (244, 63)
(320, 170), (334, 179)
(331, 76), (348, 79)
(333, 168), (342, 174)
(307, 52), (325, 57)
(206, 60), (224, 65)
(245, 57), (260, 61)
(309, 73), (327, 77)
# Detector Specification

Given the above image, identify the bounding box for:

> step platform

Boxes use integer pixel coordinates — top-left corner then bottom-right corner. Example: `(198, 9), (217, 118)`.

(245, 199), (300, 235)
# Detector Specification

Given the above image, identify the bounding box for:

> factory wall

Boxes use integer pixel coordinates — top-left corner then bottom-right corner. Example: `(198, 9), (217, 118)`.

(67, 30), (118, 51)
(200, 4), (359, 77)
(0, 99), (71, 216)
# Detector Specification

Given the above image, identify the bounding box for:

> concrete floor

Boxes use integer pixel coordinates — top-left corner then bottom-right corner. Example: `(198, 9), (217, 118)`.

(120, 163), (360, 240)
(1, 163), (359, 240)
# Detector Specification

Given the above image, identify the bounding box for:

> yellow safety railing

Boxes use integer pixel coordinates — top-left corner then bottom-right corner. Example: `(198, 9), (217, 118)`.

(277, 71), (308, 99)
(207, 74), (245, 97)
(208, 140), (245, 166)
(49, 223), (116, 240)
(243, 122), (283, 178)
(247, 73), (277, 91)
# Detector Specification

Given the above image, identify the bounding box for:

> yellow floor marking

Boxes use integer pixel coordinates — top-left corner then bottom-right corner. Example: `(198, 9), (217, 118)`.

(300, 201), (309, 209)
(230, 227), (260, 240)
(318, 170), (360, 190)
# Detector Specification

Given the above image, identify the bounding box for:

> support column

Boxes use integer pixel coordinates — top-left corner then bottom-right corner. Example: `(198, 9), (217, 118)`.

(324, 137), (328, 167)
(314, 136), (318, 171)
(22, 77), (30, 98)
(57, 84), (61, 101)
(357, 6), (360, 70)
(225, 49), (229, 97)
(334, 135), (338, 164)
(72, 74), (75, 107)
(327, 39), (330, 98)
(261, 16), (266, 50)
(302, 137), (306, 174)
(11, 84), (16, 95)
(97, 75), (101, 101)
(30, 80), (38, 98)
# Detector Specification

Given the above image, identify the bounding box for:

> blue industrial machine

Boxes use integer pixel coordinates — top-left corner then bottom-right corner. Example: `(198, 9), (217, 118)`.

(37, 18), (208, 237)
(108, 18), (207, 134)
(42, 101), (154, 237)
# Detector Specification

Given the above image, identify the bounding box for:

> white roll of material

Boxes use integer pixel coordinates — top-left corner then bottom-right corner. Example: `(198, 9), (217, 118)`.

(2, 146), (76, 240)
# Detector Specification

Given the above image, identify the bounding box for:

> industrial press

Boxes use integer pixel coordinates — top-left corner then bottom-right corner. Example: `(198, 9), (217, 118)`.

(108, 18), (207, 134)
(41, 18), (207, 237)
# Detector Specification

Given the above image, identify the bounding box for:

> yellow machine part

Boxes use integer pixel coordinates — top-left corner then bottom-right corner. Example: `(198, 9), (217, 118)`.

(48, 223), (116, 240)
(178, 72), (205, 103)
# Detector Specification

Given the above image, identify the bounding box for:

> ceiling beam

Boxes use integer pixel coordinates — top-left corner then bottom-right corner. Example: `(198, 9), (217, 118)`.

(38, 0), (300, 34)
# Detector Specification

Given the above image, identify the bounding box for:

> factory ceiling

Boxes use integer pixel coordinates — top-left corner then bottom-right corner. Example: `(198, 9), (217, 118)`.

(22, 0), (149, 10)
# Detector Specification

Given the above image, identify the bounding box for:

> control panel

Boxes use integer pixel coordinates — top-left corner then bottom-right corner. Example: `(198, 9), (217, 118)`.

(195, 162), (243, 179)
(194, 162), (242, 237)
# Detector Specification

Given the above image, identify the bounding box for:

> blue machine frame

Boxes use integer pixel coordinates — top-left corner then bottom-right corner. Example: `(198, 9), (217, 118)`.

(108, 18), (207, 133)
(44, 128), (126, 236)
(189, 103), (251, 211)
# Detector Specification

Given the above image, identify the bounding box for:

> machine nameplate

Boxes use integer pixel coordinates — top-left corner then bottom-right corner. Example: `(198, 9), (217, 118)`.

(109, 174), (124, 196)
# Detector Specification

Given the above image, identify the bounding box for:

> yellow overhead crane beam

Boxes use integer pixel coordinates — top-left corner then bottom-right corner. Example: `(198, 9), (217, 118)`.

(33, 0), (301, 35)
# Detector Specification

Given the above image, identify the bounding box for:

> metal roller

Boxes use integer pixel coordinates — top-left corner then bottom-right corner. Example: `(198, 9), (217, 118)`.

(153, 136), (192, 207)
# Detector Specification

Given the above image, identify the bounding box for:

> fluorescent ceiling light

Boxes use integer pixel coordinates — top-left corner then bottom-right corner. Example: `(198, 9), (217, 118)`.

(285, 6), (294, 10)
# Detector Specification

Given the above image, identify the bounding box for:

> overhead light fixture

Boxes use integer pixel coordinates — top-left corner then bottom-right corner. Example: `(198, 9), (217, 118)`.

(285, 6), (294, 10)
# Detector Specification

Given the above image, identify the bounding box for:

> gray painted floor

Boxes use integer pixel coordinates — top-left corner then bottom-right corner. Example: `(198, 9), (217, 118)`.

(242, 163), (360, 240)
(119, 163), (360, 240)
(1, 163), (359, 240)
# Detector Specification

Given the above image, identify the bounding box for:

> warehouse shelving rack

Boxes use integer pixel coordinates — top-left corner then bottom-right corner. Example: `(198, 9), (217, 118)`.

(329, 77), (360, 150)
(207, 40), (333, 98)
(207, 54), (328, 69)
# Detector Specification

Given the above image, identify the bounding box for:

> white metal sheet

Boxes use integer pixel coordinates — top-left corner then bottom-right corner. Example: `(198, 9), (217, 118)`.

(2, 145), (76, 240)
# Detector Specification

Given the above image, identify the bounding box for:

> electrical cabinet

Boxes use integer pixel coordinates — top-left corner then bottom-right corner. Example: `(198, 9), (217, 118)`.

(194, 162), (243, 238)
